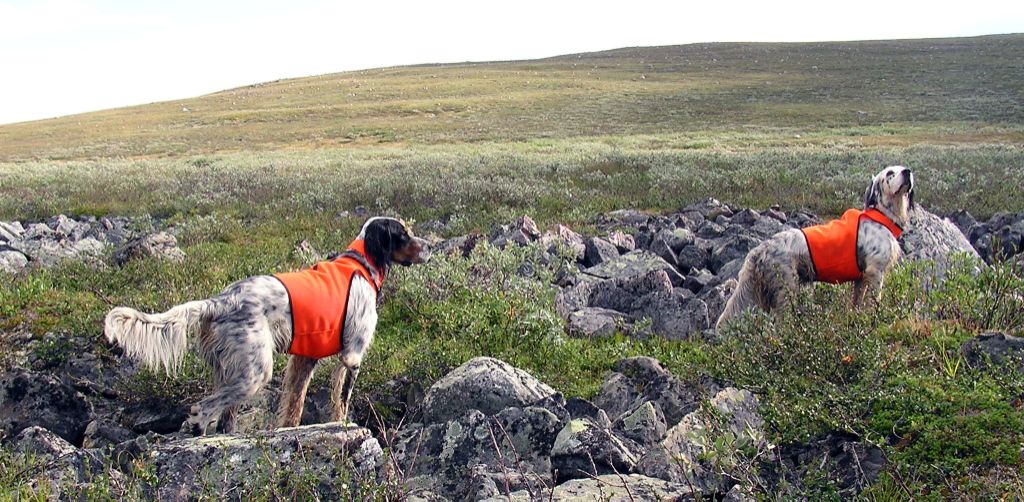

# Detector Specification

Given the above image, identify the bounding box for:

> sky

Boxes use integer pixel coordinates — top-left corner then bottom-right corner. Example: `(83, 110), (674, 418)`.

(1, 0), (1022, 125)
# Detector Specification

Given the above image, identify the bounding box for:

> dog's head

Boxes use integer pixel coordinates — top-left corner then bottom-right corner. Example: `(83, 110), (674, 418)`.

(358, 217), (431, 271)
(863, 165), (914, 225)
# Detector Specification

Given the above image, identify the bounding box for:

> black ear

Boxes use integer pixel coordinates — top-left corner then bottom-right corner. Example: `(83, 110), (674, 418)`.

(863, 177), (880, 209)
(908, 186), (915, 210)
(362, 220), (393, 270)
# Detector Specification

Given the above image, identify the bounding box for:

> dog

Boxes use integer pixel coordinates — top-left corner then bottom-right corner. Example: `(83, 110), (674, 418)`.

(716, 166), (915, 330)
(104, 217), (431, 435)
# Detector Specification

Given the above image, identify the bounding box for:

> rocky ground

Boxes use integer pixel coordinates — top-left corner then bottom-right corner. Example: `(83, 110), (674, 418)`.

(1, 201), (1023, 500)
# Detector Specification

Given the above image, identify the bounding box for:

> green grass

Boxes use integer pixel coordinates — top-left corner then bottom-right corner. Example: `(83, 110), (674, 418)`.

(0, 35), (1021, 161)
(0, 33), (1022, 498)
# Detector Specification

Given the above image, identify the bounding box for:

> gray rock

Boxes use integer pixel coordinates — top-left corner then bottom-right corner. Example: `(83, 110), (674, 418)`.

(588, 269), (674, 314)
(113, 232), (185, 265)
(436, 233), (483, 258)
(606, 230), (636, 253)
(634, 291), (710, 340)
(550, 417), (641, 482)
(541, 224), (586, 261)
(614, 401), (668, 446)
(13, 426), (109, 495)
(585, 250), (684, 287)
(420, 357), (556, 424)
(683, 269), (716, 293)
(0, 221), (24, 242)
(584, 236), (620, 267)
(495, 474), (698, 501)
(568, 308), (626, 338)
(961, 332), (1024, 370)
(710, 235), (760, 273)
(701, 280), (737, 326)
(0, 249), (28, 274)
(649, 235), (679, 268)
(676, 244), (711, 274)
(394, 406), (561, 498)
(149, 423), (381, 500)
(48, 214), (87, 240)
(491, 215), (542, 249)
(638, 387), (765, 491)
(595, 357), (703, 427)
(901, 208), (982, 285)
(82, 419), (136, 449)
(717, 257), (745, 281)
(0, 368), (92, 445)
(23, 222), (57, 241)
(555, 280), (595, 319)
(599, 209), (651, 227)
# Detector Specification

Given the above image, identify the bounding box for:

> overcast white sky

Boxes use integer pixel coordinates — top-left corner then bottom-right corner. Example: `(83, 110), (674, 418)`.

(1, 0), (1022, 125)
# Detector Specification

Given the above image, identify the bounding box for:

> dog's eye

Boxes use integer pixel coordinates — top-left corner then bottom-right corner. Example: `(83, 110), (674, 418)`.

(885, 171), (894, 178)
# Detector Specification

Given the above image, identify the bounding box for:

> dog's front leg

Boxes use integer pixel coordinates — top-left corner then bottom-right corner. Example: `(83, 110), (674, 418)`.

(857, 268), (886, 309)
(851, 280), (867, 309)
(278, 355), (317, 428)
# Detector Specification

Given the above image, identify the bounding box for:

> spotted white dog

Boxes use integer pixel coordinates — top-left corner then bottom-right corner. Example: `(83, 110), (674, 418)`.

(105, 217), (430, 435)
(716, 166), (915, 330)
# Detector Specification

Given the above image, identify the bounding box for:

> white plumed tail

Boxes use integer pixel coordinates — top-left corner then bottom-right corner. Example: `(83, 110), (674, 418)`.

(104, 300), (214, 375)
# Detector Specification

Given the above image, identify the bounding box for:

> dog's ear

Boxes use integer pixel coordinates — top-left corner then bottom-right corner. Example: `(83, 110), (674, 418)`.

(863, 176), (880, 209)
(362, 219), (394, 270)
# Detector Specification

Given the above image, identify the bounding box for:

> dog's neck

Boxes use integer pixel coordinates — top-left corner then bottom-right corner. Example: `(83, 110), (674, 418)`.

(873, 195), (911, 229)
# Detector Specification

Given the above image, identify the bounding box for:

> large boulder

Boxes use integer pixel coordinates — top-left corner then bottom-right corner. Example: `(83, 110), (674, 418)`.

(593, 357), (705, 428)
(0, 368), (92, 445)
(113, 231), (185, 266)
(394, 406), (562, 499)
(568, 308), (626, 338)
(419, 357), (556, 424)
(583, 237), (620, 267)
(584, 250), (685, 287)
(0, 248), (28, 274)
(550, 417), (641, 482)
(541, 224), (586, 261)
(633, 291), (710, 340)
(12, 426), (110, 495)
(148, 423), (382, 500)
(900, 208), (982, 284)
(637, 387), (766, 492)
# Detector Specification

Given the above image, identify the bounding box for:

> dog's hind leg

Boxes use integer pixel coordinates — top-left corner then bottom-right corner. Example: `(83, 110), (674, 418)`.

(277, 355), (317, 428)
(216, 405), (238, 434)
(330, 362), (361, 424)
(185, 324), (275, 436)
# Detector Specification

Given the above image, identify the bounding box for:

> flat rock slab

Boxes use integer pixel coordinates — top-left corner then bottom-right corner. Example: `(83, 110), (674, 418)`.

(493, 474), (697, 501)
(584, 250), (684, 286)
(148, 422), (381, 500)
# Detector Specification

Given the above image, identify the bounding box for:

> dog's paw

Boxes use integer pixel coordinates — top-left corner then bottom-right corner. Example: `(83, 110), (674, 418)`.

(179, 419), (204, 437)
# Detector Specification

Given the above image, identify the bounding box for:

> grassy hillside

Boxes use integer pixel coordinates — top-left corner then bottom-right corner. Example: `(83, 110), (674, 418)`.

(0, 34), (1022, 161)
(1, 35), (1023, 498)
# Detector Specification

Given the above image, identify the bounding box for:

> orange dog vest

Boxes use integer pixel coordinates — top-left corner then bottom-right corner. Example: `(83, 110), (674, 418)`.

(274, 240), (383, 359)
(801, 208), (902, 284)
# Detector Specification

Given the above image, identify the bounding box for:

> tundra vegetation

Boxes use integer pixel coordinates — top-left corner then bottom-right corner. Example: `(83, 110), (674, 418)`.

(0, 34), (1022, 499)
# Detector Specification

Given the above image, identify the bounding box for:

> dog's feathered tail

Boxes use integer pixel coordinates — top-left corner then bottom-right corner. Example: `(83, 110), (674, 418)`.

(104, 300), (220, 375)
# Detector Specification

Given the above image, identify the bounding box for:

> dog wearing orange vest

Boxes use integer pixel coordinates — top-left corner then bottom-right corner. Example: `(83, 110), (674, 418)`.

(716, 166), (915, 331)
(104, 217), (431, 435)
